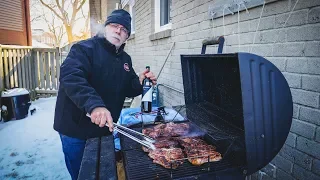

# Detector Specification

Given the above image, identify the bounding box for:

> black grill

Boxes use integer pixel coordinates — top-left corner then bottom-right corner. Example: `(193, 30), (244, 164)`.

(118, 52), (293, 180)
(78, 44), (293, 180)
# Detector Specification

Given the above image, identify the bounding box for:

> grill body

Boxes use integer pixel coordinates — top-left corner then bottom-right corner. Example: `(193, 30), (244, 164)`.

(119, 52), (292, 179)
(180, 52), (293, 174)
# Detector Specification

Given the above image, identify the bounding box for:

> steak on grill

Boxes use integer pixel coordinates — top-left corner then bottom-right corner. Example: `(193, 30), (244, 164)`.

(164, 122), (190, 136)
(178, 137), (221, 165)
(142, 122), (190, 139)
(186, 148), (222, 166)
(142, 138), (180, 152)
(142, 122), (222, 168)
(149, 148), (184, 160)
(176, 137), (209, 148)
(148, 148), (185, 169)
(153, 156), (183, 169)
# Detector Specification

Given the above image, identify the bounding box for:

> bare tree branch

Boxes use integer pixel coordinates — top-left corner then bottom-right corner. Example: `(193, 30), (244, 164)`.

(61, 0), (65, 11)
(80, 5), (86, 19)
(30, 0), (42, 22)
(74, 17), (83, 22)
(69, 0), (79, 27)
(55, 0), (69, 25)
(76, 0), (87, 12)
(40, 10), (65, 47)
(39, 0), (64, 21)
(31, 15), (42, 22)
(66, 0), (71, 10)
(38, 0), (89, 43)
(55, 0), (62, 10)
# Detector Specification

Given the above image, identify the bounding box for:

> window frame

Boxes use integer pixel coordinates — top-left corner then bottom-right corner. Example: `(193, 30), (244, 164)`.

(154, 0), (171, 33)
(129, 4), (135, 34)
(121, 0), (135, 34)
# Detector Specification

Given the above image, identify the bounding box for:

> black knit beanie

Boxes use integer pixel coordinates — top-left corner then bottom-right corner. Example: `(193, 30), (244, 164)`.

(104, 9), (131, 37)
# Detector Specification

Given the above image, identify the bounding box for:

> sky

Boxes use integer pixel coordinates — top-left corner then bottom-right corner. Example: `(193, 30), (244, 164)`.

(0, 97), (70, 180)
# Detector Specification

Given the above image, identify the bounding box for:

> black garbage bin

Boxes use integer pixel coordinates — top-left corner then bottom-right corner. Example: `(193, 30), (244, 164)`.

(1, 88), (31, 122)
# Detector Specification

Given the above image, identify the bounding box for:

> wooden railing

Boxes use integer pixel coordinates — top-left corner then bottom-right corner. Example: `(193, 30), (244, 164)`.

(0, 45), (61, 99)
(33, 48), (61, 95)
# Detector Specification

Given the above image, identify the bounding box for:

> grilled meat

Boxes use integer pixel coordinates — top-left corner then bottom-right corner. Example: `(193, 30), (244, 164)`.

(187, 148), (222, 165)
(142, 128), (154, 136)
(153, 156), (183, 169)
(142, 126), (163, 139)
(141, 122), (222, 169)
(154, 123), (167, 129)
(149, 148), (184, 160)
(164, 122), (190, 136)
(183, 143), (221, 165)
(142, 138), (180, 152)
(154, 138), (180, 148)
(142, 122), (190, 139)
(176, 137), (209, 148)
(148, 148), (185, 169)
(142, 146), (151, 153)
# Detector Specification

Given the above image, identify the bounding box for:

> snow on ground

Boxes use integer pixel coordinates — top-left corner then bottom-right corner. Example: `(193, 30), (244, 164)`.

(0, 97), (70, 180)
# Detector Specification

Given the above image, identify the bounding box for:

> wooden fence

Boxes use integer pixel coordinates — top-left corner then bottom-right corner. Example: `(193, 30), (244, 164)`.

(0, 45), (61, 99)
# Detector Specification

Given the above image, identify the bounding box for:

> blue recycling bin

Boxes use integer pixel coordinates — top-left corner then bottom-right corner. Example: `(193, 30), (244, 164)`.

(1, 88), (31, 122)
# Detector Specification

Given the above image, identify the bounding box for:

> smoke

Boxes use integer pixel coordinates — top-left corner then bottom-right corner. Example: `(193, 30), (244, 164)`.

(182, 123), (207, 138)
(183, 130), (206, 138)
(90, 17), (105, 37)
(182, 129), (206, 138)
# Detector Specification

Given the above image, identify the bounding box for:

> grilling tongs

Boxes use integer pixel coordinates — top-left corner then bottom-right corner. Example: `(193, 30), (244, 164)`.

(86, 114), (156, 150)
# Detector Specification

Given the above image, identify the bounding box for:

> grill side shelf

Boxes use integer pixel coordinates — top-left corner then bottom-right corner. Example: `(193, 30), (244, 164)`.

(78, 135), (118, 180)
(99, 136), (118, 180)
(78, 138), (100, 180)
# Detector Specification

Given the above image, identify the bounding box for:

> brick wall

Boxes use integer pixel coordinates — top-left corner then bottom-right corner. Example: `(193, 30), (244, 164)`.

(101, 0), (119, 21)
(125, 0), (320, 179)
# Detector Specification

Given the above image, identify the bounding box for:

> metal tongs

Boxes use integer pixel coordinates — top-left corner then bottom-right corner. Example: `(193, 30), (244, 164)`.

(86, 114), (156, 150)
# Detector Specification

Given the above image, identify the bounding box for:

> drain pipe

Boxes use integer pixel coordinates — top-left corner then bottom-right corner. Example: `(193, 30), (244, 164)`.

(152, 42), (185, 107)
(156, 42), (175, 80)
(156, 84), (183, 94)
(156, 42), (184, 94)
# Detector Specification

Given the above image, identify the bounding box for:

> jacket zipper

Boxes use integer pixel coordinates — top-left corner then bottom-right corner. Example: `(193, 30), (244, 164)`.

(115, 53), (122, 108)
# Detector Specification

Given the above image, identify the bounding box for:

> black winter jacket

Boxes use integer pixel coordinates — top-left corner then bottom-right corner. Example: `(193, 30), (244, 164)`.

(53, 35), (142, 139)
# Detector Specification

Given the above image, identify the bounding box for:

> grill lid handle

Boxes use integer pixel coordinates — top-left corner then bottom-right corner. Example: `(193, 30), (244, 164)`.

(201, 36), (225, 54)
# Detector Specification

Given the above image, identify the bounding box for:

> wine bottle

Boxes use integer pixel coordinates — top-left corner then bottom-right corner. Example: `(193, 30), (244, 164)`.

(141, 66), (152, 113)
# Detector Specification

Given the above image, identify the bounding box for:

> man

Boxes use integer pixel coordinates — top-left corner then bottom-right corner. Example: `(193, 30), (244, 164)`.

(54, 9), (157, 180)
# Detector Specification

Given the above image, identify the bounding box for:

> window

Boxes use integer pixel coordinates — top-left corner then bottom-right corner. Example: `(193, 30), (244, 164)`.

(155, 0), (172, 32)
(129, 5), (135, 33)
(121, 0), (135, 34)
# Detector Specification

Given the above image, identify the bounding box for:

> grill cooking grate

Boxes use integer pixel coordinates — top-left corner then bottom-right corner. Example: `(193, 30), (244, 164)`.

(120, 125), (240, 180)
(123, 149), (233, 180)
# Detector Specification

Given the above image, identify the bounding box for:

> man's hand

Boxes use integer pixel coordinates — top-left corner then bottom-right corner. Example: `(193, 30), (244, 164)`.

(90, 107), (114, 132)
(139, 69), (157, 85)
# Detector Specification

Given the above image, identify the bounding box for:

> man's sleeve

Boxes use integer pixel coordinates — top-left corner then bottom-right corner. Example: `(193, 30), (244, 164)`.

(126, 63), (143, 98)
(59, 43), (105, 114)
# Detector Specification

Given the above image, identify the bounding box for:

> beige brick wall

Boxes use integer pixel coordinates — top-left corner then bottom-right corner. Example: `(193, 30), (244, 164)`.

(102, 0), (120, 21)
(124, 0), (320, 179)
(90, 0), (119, 36)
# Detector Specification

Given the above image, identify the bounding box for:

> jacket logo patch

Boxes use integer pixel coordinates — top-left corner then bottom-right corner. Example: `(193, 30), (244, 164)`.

(123, 63), (130, 72)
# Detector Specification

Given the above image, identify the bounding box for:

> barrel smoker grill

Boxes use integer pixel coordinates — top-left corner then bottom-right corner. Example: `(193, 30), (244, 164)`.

(118, 52), (293, 180)
(78, 39), (293, 180)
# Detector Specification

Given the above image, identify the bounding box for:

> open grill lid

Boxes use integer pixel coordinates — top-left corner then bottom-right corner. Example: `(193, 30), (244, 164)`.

(180, 52), (293, 175)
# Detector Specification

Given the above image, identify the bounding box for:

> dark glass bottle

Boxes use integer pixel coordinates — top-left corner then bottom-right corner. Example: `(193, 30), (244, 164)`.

(141, 66), (152, 113)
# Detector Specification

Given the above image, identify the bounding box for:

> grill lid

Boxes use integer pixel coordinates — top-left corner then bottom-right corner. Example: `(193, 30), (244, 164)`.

(180, 52), (293, 175)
